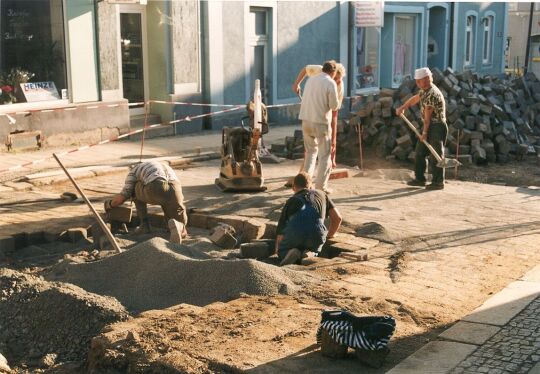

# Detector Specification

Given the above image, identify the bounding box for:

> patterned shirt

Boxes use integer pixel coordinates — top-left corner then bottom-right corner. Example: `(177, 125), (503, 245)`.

(419, 84), (446, 123)
(120, 161), (178, 198)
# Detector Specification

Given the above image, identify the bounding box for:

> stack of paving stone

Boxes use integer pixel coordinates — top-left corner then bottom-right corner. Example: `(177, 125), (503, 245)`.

(343, 68), (540, 165)
(270, 129), (305, 160)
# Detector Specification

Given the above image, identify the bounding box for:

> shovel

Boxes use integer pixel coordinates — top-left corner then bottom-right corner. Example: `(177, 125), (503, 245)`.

(399, 113), (461, 168)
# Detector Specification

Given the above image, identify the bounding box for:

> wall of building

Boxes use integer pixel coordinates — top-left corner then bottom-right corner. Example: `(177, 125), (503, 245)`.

(275, 1), (340, 101)
(452, 2), (506, 75)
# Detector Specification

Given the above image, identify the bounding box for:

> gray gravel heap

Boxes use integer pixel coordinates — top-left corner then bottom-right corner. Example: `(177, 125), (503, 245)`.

(45, 237), (315, 313)
(0, 269), (129, 368)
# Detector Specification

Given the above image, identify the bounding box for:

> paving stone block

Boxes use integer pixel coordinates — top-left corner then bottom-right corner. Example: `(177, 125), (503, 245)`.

(242, 218), (266, 241)
(25, 231), (45, 245)
(59, 228), (88, 243)
(463, 280), (540, 326)
(386, 341), (477, 374)
(439, 321), (500, 345)
(209, 224), (237, 249)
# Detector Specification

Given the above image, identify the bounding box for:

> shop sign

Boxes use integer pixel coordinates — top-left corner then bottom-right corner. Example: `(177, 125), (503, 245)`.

(20, 81), (61, 102)
(355, 1), (384, 28)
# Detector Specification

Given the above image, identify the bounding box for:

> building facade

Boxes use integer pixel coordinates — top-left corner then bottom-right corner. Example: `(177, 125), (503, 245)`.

(507, 2), (540, 77)
(0, 1), (509, 145)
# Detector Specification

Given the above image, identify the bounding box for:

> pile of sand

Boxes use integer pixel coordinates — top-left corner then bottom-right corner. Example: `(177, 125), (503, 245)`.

(45, 238), (315, 313)
(356, 222), (401, 244)
(0, 269), (129, 369)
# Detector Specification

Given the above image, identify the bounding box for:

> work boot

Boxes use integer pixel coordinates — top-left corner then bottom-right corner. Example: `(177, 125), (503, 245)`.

(280, 248), (302, 266)
(425, 183), (444, 190)
(407, 179), (426, 187)
(133, 219), (151, 234)
(168, 219), (184, 244)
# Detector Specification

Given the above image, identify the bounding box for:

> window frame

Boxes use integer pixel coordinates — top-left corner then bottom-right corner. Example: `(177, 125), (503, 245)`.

(482, 13), (495, 65)
(464, 12), (477, 68)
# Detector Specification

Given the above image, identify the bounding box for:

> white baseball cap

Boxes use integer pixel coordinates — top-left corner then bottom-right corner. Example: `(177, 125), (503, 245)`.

(414, 67), (432, 79)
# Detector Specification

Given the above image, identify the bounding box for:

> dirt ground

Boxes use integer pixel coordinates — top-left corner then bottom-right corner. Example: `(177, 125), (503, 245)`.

(2, 156), (540, 373)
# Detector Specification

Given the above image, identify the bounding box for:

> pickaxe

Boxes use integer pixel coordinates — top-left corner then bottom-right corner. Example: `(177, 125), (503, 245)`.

(400, 113), (461, 169)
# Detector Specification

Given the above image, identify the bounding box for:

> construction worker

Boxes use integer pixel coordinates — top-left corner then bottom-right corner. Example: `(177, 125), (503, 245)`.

(396, 67), (448, 190)
(275, 172), (342, 266)
(292, 62), (347, 170)
(104, 161), (187, 243)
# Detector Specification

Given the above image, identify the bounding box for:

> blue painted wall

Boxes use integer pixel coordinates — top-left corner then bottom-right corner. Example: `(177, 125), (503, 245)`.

(452, 2), (506, 74)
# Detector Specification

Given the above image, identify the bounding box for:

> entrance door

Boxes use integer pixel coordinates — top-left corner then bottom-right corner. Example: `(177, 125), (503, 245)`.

(119, 6), (148, 115)
(247, 7), (270, 103)
(427, 6), (447, 71)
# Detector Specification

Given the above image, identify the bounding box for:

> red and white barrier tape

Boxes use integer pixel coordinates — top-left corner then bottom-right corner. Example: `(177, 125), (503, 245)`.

(0, 101), (144, 118)
(0, 106), (242, 175)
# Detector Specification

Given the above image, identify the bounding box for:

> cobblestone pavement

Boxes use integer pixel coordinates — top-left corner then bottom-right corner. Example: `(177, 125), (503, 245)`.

(450, 296), (540, 374)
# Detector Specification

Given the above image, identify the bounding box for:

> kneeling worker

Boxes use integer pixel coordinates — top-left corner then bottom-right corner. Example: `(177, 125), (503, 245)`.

(275, 172), (342, 266)
(104, 161), (188, 243)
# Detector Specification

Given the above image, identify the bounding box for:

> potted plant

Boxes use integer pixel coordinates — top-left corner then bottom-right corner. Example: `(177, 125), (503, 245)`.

(0, 68), (34, 104)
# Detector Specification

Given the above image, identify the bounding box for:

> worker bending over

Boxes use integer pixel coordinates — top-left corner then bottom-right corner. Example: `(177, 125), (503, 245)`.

(275, 172), (342, 266)
(104, 161), (188, 243)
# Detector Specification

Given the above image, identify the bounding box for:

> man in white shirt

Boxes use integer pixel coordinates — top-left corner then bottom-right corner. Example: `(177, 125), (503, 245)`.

(292, 63), (346, 169)
(297, 60), (340, 193)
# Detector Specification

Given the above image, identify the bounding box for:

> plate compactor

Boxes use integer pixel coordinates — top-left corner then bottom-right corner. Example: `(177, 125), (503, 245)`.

(215, 99), (268, 192)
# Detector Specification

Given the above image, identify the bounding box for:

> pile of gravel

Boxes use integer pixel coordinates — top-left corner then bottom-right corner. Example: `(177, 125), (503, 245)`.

(356, 222), (401, 244)
(45, 237), (315, 313)
(0, 269), (129, 369)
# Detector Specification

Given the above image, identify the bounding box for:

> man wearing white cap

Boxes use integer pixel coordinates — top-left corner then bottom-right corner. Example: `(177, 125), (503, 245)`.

(396, 67), (448, 190)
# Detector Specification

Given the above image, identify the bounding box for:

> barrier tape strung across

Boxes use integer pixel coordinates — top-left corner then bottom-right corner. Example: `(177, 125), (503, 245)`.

(1, 90), (374, 120)
(0, 106), (243, 175)
(0, 101), (145, 118)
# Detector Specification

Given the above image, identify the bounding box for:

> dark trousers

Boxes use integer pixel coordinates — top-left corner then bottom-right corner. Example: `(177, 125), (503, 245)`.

(414, 122), (448, 184)
(134, 179), (187, 225)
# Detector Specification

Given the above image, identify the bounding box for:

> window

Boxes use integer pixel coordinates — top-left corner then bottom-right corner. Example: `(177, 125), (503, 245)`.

(465, 15), (476, 66)
(393, 15), (416, 86)
(0, 0), (67, 104)
(482, 15), (494, 64)
(354, 26), (380, 91)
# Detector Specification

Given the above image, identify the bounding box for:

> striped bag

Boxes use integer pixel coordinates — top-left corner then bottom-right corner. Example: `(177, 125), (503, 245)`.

(316, 310), (396, 350)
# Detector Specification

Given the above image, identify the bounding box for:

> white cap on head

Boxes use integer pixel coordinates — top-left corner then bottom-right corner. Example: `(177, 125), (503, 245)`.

(414, 67), (432, 80)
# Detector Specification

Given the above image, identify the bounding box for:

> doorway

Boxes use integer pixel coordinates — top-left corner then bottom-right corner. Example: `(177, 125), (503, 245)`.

(427, 6), (448, 71)
(393, 15), (416, 87)
(119, 5), (148, 115)
(247, 7), (271, 103)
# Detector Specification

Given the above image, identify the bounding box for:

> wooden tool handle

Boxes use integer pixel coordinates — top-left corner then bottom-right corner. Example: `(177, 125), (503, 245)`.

(399, 113), (443, 162)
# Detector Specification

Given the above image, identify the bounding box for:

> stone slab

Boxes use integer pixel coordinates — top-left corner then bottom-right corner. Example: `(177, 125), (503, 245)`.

(462, 280), (540, 326)
(521, 264), (540, 282)
(438, 321), (500, 345)
(386, 341), (477, 374)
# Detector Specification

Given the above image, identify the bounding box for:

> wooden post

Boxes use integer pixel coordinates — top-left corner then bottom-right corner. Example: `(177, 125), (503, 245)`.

(139, 100), (150, 162)
(357, 123), (364, 171)
(454, 129), (461, 179)
(53, 153), (122, 253)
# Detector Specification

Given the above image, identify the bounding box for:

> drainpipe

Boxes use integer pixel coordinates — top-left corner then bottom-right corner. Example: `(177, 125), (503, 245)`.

(348, 2), (355, 102)
(524, 2), (534, 74)
(448, 2), (454, 69)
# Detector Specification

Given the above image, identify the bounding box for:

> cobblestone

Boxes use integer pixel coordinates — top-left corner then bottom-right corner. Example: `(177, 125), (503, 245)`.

(451, 297), (540, 374)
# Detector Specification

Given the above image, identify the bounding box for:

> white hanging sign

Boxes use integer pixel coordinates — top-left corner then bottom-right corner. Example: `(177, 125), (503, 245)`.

(355, 1), (384, 28)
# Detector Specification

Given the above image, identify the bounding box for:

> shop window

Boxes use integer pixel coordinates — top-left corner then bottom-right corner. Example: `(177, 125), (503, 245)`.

(354, 27), (380, 91)
(393, 15), (416, 86)
(482, 15), (494, 64)
(0, 0), (67, 104)
(465, 15), (476, 67)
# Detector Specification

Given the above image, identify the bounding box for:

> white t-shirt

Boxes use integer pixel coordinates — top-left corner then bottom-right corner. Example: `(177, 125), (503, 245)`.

(305, 64), (344, 108)
(298, 73), (339, 125)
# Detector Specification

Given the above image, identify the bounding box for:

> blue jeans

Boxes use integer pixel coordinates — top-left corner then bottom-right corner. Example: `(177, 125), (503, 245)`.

(278, 219), (328, 260)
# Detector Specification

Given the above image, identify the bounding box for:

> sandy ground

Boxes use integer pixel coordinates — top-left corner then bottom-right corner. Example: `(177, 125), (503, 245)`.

(3, 157), (540, 372)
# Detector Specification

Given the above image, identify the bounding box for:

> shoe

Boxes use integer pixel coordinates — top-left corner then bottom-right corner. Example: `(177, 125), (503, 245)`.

(280, 248), (302, 266)
(168, 219), (184, 244)
(407, 179), (426, 187)
(425, 183), (444, 190)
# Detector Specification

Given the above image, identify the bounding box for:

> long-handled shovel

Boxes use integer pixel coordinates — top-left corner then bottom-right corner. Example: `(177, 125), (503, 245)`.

(399, 113), (461, 168)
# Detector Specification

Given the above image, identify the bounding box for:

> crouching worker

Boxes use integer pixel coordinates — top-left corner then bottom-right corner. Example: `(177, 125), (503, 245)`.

(104, 161), (188, 243)
(275, 172), (342, 266)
